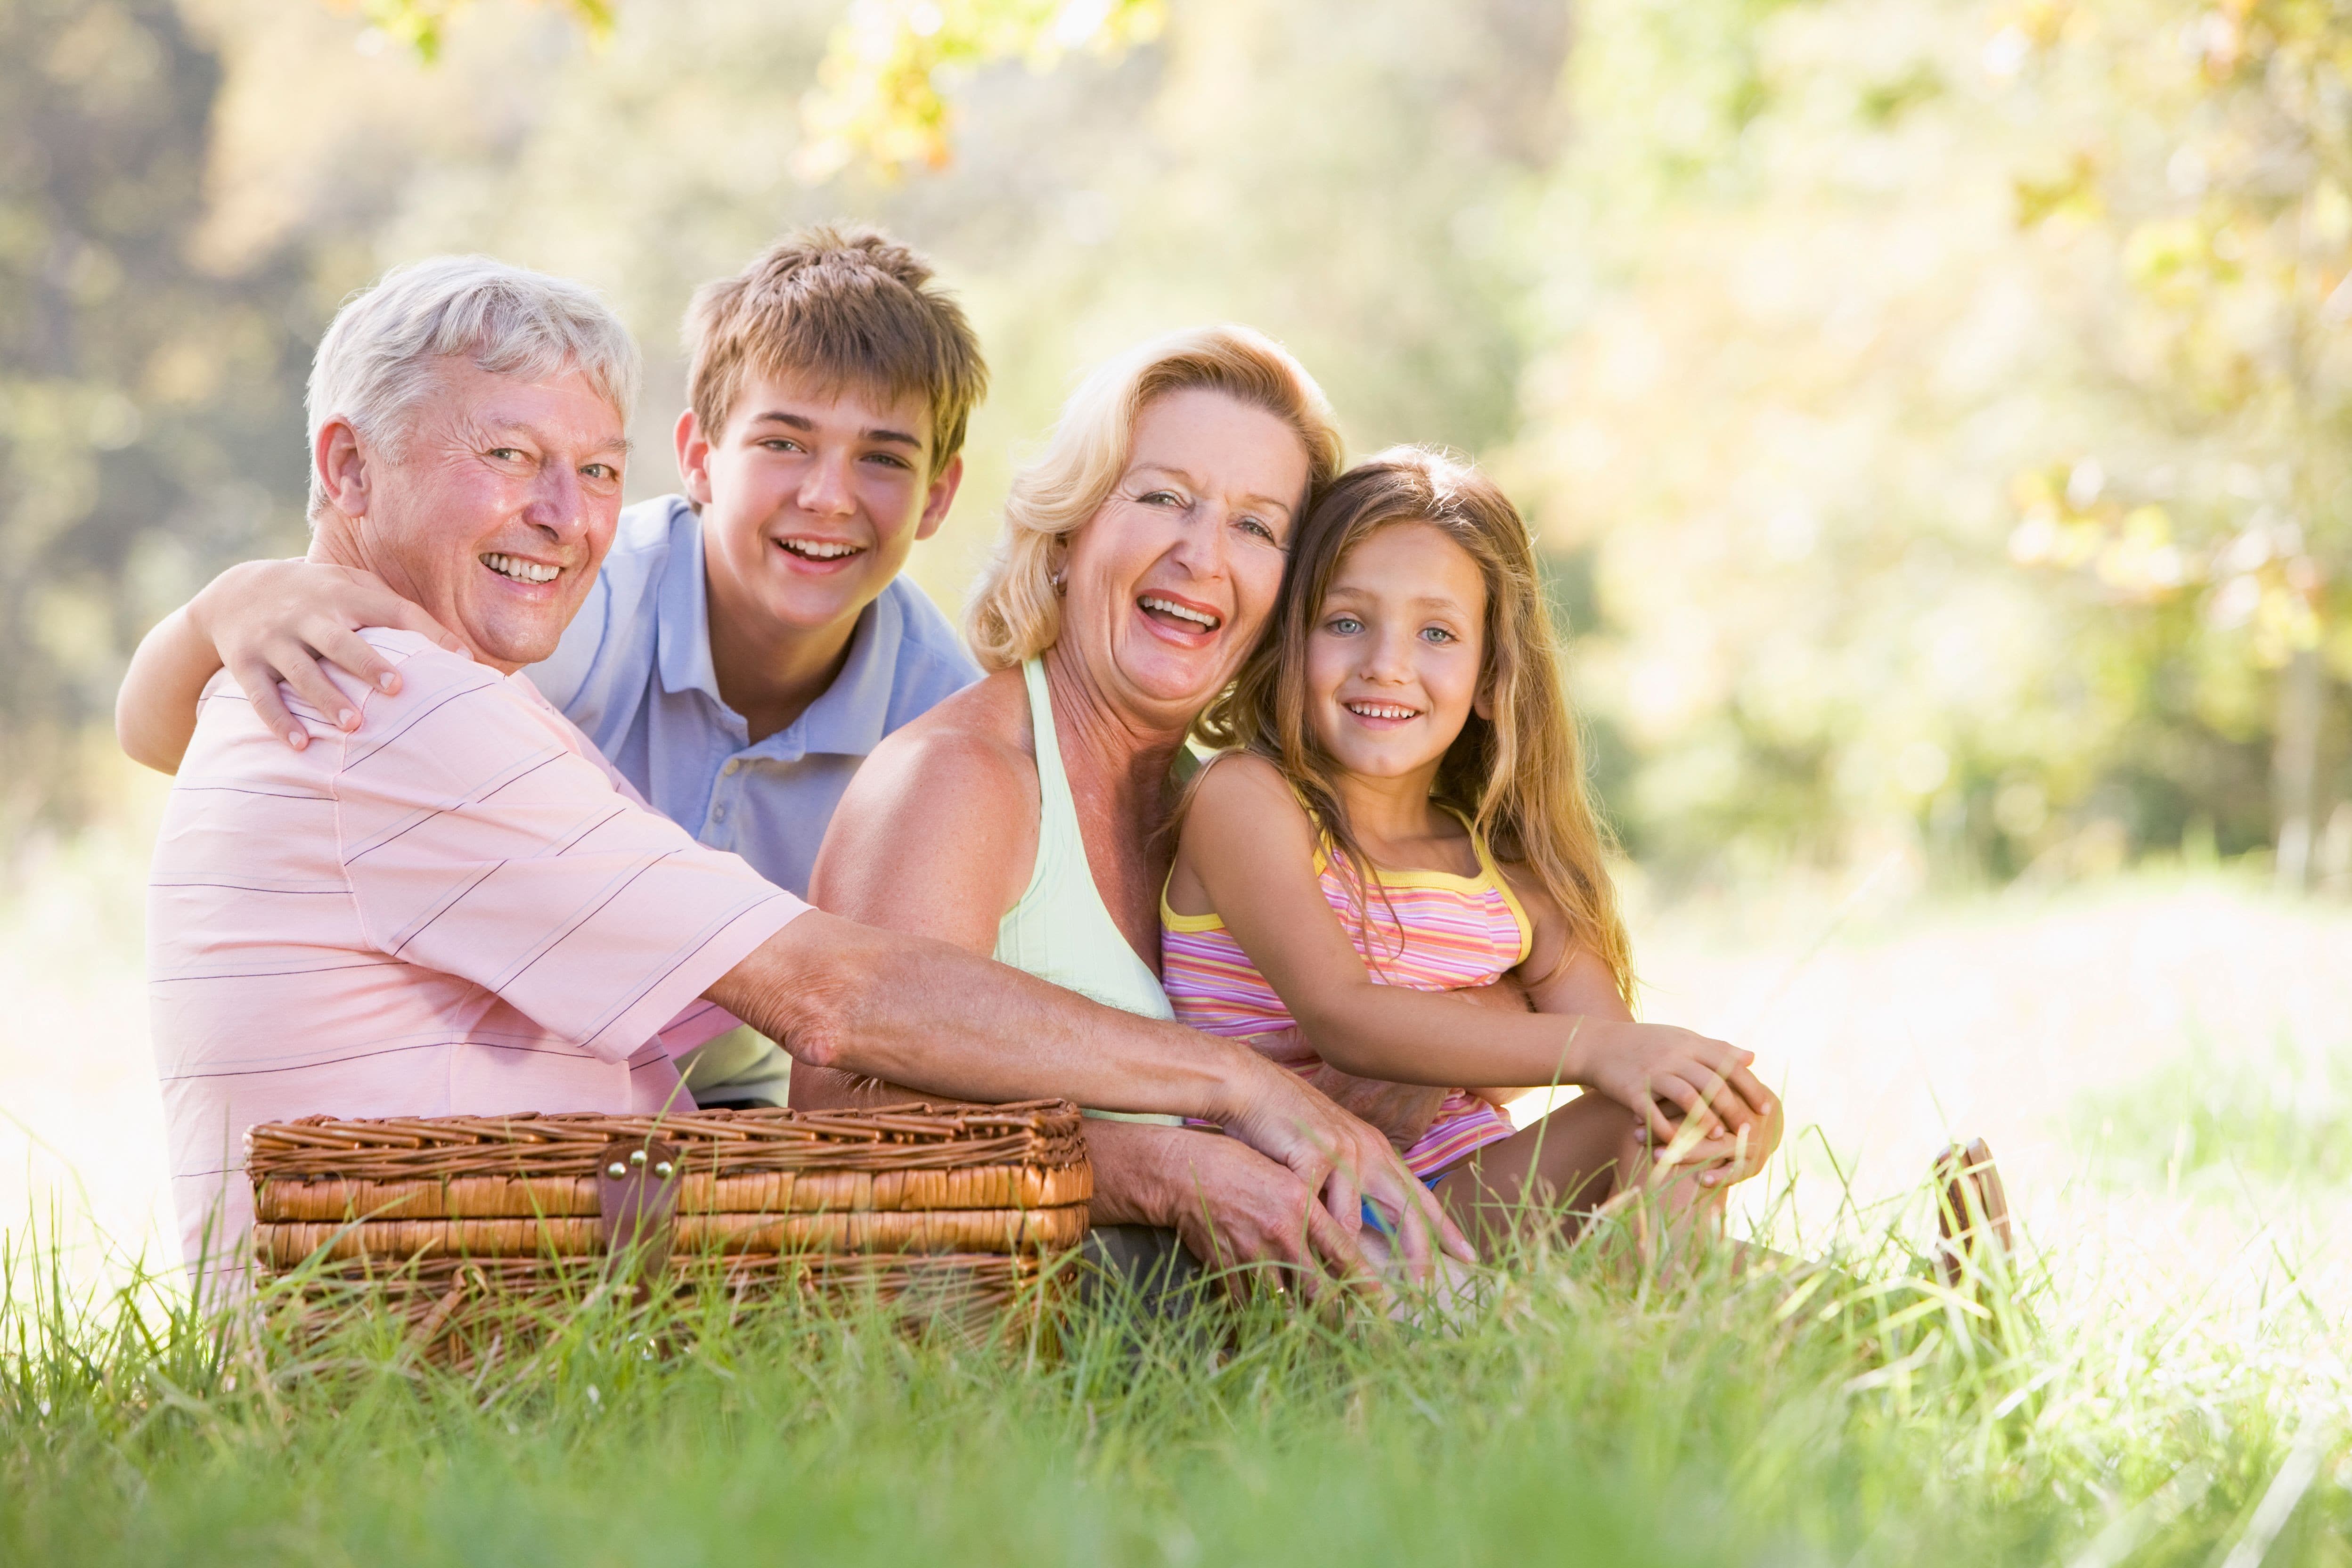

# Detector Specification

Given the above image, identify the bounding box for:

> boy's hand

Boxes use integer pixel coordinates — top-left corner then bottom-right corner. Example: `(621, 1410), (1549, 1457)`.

(1584, 1020), (1773, 1149)
(192, 558), (465, 751)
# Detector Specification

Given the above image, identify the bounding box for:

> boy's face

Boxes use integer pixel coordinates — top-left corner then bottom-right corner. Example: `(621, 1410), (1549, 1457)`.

(678, 368), (962, 640)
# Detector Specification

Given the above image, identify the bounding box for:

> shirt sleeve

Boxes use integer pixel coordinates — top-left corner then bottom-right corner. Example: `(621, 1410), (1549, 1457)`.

(329, 643), (805, 1062)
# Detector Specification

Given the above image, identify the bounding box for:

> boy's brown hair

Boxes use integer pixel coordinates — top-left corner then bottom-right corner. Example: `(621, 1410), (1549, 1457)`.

(685, 223), (987, 475)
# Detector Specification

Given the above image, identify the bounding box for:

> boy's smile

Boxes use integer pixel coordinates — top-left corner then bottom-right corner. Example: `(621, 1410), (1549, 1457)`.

(678, 368), (964, 739)
(681, 368), (961, 641)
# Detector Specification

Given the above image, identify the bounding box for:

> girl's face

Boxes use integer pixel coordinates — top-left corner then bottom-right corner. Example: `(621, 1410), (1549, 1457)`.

(1304, 521), (1490, 784)
(1058, 388), (1306, 730)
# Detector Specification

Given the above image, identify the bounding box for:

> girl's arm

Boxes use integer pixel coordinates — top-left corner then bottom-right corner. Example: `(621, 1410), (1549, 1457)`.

(1174, 756), (1773, 1146)
(1509, 870), (1785, 1178)
(115, 558), (462, 771)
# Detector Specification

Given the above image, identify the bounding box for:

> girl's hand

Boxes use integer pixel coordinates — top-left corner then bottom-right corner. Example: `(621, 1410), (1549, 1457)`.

(1650, 1083), (1785, 1189)
(1582, 1020), (1773, 1149)
(191, 558), (465, 751)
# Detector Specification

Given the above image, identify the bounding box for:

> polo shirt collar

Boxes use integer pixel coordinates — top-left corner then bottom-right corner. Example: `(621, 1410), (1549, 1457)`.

(653, 503), (901, 759)
(654, 499), (723, 705)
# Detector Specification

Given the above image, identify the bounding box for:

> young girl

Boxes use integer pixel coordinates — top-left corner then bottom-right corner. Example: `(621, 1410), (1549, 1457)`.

(1163, 447), (1780, 1254)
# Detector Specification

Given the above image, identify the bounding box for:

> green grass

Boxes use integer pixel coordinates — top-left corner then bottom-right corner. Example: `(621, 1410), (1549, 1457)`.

(5, 825), (2350, 1564)
(2083, 1031), (2352, 1192)
(2, 1173), (2345, 1568)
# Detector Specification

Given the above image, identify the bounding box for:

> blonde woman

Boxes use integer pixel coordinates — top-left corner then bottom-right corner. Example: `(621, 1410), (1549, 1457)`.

(800, 327), (1469, 1290)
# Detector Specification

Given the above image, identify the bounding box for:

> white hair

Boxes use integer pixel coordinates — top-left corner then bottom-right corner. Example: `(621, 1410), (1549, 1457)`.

(304, 255), (642, 520)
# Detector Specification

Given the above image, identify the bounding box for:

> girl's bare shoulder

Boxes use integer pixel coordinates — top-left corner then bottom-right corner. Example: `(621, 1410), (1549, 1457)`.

(1186, 748), (1298, 815)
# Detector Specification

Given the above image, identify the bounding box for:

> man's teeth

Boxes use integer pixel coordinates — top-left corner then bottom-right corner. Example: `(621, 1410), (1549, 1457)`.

(1140, 595), (1221, 629)
(1347, 702), (1419, 720)
(781, 539), (862, 560)
(481, 553), (558, 584)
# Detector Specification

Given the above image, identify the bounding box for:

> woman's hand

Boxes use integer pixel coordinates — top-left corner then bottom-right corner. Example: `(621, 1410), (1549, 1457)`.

(191, 558), (464, 751)
(1214, 1055), (1475, 1279)
(1578, 1019), (1774, 1149)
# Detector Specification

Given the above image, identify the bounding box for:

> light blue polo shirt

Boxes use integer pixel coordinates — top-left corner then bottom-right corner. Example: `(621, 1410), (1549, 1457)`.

(526, 494), (981, 899)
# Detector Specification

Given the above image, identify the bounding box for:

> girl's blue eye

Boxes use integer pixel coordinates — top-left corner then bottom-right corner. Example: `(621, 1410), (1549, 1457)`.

(1326, 615), (1363, 635)
(1421, 626), (1457, 644)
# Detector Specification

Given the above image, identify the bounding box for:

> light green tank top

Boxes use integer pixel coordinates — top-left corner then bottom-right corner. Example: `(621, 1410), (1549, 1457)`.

(993, 657), (1181, 1126)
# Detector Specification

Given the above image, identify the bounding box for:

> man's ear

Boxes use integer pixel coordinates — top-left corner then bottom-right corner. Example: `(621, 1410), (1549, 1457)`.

(675, 408), (716, 509)
(915, 453), (964, 543)
(314, 416), (370, 517)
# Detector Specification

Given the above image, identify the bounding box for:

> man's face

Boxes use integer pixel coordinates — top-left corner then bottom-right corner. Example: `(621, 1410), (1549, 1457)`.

(345, 360), (629, 673)
(680, 368), (961, 642)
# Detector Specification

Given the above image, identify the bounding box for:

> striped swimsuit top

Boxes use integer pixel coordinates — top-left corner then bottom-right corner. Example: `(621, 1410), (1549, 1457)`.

(1160, 802), (1533, 1179)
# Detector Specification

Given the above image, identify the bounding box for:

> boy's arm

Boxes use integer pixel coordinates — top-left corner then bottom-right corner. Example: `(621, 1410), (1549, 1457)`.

(114, 558), (461, 771)
(1180, 756), (1771, 1146)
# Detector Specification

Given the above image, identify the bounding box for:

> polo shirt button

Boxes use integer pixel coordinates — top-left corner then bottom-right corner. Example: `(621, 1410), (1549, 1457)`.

(711, 804), (727, 822)
(723, 760), (741, 776)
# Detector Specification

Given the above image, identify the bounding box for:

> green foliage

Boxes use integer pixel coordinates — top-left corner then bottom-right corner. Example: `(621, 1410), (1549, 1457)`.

(1504, 0), (2352, 876)
(0, 0), (314, 843)
(797, 0), (1168, 179)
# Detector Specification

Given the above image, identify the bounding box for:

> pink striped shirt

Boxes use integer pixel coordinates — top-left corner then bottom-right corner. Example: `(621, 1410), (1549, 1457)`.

(148, 629), (804, 1282)
(1161, 808), (1531, 1178)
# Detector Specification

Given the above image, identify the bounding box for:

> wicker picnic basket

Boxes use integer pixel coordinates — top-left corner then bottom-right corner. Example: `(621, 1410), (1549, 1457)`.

(246, 1099), (1092, 1326)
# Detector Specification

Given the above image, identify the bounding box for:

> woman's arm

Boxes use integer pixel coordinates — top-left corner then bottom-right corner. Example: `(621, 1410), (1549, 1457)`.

(1176, 755), (1773, 1146)
(115, 558), (462, 771)
(792, 710), (1037, 1111)
(791, 699), (1465, 1281)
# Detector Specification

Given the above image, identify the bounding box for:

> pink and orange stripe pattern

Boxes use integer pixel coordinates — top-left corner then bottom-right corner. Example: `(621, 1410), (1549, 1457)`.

(1163, 815), (1534, 1180)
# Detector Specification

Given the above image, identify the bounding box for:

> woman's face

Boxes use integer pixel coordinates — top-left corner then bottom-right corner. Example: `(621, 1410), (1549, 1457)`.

(1057, 388), (1309, 730)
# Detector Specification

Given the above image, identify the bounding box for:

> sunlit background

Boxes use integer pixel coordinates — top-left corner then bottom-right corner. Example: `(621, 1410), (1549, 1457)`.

(2, 0), (2348, 1307)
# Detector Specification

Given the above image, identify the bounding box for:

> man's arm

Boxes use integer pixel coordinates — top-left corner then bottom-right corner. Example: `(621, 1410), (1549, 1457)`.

(708, 910), (1421, 1216)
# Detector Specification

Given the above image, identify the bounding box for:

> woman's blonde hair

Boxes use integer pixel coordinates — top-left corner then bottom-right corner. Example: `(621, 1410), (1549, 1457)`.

(1198, 446), (1636, 1003)
(964, 325), (1343, 671)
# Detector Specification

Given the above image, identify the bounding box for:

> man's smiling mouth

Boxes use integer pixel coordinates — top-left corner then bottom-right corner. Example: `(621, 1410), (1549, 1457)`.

(778, 538), (865, 561)
(481, 553), (559, 584)
(1139, 595), (1222, 632)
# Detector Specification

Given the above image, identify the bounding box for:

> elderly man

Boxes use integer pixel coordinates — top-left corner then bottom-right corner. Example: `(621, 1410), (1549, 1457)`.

(139, 256), (1454, 1290)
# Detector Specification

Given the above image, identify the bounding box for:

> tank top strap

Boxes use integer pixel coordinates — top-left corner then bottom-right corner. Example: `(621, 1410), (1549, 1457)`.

(1023, 657), (1080, 860)
(1430, 803), (1536, 967)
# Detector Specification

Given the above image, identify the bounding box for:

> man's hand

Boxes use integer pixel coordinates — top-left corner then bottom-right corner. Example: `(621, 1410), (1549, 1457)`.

(1159, 1131), (1380, 1303)
(193, 558), (464, 751)
(1214, 1056), (1475, 1280)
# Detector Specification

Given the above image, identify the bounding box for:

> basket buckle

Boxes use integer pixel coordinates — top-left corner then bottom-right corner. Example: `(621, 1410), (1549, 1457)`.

(597, 1136), (681, 1294)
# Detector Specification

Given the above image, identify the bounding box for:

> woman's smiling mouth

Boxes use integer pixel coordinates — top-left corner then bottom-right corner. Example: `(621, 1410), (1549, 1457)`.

(1138, 594), (1223, 633)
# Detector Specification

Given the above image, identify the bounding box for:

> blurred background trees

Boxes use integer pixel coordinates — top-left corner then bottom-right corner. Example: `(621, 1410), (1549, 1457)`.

(2, 0), (2346, 895)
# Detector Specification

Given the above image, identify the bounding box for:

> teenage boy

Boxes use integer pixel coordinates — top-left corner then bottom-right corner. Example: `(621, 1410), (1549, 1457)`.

(117, 226), (988, 1106)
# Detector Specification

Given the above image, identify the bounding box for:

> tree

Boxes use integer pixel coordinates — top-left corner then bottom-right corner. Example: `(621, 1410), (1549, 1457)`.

(2004, 0), (2352, 888)
(0, 0), (315, 846)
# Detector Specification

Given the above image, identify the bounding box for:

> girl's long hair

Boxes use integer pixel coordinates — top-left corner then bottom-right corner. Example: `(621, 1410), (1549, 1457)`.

(1196, 446), (1635, 1003)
